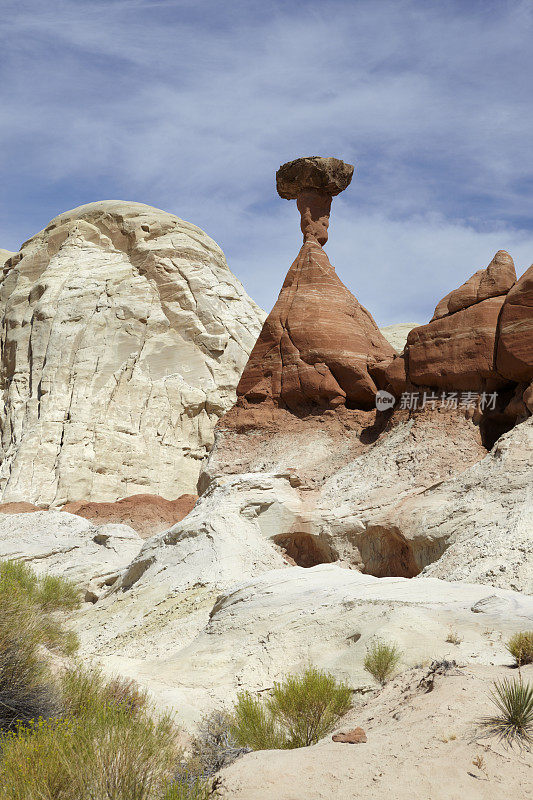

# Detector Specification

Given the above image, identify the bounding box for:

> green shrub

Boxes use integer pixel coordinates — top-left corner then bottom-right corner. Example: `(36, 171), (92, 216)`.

(0, 559), (80, 613)
(480, 677), (533, 747)
(232, 692), (286, 751)
(0, 672), (180, 800)
(60, 665), (148, 719)
(506, 631), (533, 667)
(35, 573), (81, 612)
(162, 776), (211, 800)
(363, 639), (401, 685)
(0, 560), (80, 731)
(232, 667), (352, 750)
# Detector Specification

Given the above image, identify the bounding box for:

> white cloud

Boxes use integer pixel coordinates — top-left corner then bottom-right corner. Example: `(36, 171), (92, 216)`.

(0, 0), (532, 321)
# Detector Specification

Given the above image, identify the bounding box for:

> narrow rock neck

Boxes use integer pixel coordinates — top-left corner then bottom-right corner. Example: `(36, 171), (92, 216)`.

(296, 190), (332, 246)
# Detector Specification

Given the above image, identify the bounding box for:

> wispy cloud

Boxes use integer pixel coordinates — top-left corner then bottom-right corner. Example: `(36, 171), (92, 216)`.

(1, 0), (532, 323)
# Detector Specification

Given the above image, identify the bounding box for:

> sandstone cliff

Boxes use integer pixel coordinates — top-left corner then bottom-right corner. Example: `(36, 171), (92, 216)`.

(0, 201), (264, 505)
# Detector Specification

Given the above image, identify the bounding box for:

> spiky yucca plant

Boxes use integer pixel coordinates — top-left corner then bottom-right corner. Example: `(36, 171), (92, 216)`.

(481, 677), (533, 747)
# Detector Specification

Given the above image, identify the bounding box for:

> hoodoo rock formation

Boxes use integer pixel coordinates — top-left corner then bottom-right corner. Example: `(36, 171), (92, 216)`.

(0, 201), (264, 506)
(237, 157), (395, 411)
(190, 158), (532, 592)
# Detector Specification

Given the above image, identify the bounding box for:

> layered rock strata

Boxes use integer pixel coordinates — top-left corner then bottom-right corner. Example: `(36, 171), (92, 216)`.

(0, 201), (264, 505)
(237, 157), (395, 411)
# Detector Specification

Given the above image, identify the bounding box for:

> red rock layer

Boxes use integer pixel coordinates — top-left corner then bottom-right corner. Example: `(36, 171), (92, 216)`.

(496, 263), (533, 383)
(407, 296), (507, 391)
(401, 252), (520, 392)
(62, 493), (197, 538)
(431, 250), (516, 320)
(0, 502), (43, 514)
(237, 238), (395, 411)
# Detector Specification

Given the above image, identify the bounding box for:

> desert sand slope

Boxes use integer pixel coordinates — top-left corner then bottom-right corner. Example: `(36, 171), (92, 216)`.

(215, 663), (533, 800)
(75, 563), (532, 726)
(0, 201), (264, 505)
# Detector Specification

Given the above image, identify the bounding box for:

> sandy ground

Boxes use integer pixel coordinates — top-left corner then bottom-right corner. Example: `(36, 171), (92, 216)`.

(214, 662), (533, 800)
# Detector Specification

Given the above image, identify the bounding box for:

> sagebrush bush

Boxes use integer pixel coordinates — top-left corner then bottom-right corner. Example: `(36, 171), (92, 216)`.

(0, 704), (179, 800)
(0, 560), (80, 731)
(507, 631), (533, 667)
(232, 667), (352, 750)
(480, 677), (533, 747)
(162, 712), (242, 800)
(0, 668), (180, 800)
(363, 639), (402, 685)
(61, 664), (148, 718)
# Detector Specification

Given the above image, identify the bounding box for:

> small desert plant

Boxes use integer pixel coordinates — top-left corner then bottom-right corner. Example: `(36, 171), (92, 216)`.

(480, 677), (533, 747)
(232, 667), (352, 750)
(506, 631), (533, 667)
(60, 664), (148, 719)
(363, 639), (402, 685)
(162, 776), (211, 800)
(231, 691), (287, 751)
(446, 628), (463, 646)
(0, 559), (81, 613)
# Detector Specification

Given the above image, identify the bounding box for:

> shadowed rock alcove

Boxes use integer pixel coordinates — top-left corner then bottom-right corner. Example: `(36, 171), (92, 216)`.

(272, 532), (338, 568)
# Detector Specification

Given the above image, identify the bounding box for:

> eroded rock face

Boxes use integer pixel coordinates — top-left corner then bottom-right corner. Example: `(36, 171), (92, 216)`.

(0, 250), (14, 266)
(237, 238), (395, 409)
(0, 201), (264, 505)
(237, 157), (394, 411)
(0, 510), (142, 600)
(496, 263), (533, 383)
(407, 296), (506, 390)
(431, 250), (516, 320)
(405, 252), (517, 391)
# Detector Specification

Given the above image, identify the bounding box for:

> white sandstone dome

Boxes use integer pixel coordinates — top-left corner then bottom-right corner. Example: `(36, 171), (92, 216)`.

(0, 201), (265, 505)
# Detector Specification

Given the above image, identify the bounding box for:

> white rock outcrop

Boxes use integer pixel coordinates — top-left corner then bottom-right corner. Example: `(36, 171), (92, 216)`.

(379, 322), (420, 352)
(0, 250), (14, 266)
(0, 510), (142, 600)
(76, 562), (532, 725)
(0, 201), (264, 505)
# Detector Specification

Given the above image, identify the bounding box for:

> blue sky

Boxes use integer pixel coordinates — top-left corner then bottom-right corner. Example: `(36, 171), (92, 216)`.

(1, 0), (533, 325)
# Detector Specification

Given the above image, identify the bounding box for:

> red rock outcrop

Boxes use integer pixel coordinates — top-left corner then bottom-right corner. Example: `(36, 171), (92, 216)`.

(332, 727), (367, 744)
(496, 263), (533, 383)
(62, 493), (197, 538)
(407, 296), (506, 391)
(432, 250), (516, 320)
(237, 157), (395, 411)
(404, 252), (516, 392)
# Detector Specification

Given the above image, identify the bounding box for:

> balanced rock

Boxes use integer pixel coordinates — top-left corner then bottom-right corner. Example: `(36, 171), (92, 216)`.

(0, 201), (264, 505)
(276, 156), (354, 200)
(496, 262), (533, 383)
(237, 158), (394, 411)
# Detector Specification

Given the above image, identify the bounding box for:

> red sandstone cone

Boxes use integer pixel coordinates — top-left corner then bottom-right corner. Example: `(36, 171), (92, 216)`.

(237, 156), (395, 412)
